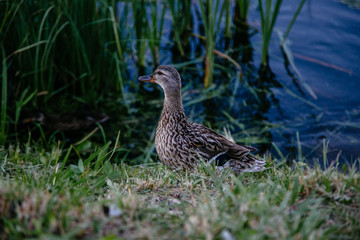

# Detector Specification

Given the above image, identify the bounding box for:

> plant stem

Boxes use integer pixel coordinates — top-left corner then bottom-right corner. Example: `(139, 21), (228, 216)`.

(281, 0), (306, 46)
(1, 47), (7, 145)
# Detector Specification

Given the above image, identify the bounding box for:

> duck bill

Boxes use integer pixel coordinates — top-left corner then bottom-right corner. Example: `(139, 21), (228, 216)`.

(22, 118), (33, 123)
(138, 75), (154, 83)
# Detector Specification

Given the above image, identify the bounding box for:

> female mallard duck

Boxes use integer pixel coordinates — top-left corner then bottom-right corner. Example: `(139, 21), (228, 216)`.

(139, 65), (265, 174)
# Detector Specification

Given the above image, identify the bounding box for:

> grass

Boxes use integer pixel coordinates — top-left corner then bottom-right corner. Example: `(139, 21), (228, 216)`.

(0, 141), (359, 239)
(0, 47), (7, 145)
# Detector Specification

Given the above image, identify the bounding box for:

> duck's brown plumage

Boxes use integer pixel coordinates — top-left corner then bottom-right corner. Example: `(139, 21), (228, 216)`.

(139, 65), (265, 174)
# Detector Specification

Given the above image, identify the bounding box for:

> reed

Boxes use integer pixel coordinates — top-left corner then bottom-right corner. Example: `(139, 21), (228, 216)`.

(110, 5), (124, 63)
(258, 0), (283, 66)
(113, 1), (131, 94)
(278, 0), (314, 99)
(168, 0), (193, 56)
(236, 0), (251, 23)
(224, 0), (232, 38)
(281, 0), (306, 46)
(15, 88), (37, 131)
(2, 0), (127, 96)
(148, 0), (166, 67)
(198, 0), (226, 88)
(132, 0), (148, 73)
(0, 47), (7, 145)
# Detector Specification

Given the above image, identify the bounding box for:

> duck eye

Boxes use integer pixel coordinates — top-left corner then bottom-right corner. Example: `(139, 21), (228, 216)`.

(156, 71), (164, 76)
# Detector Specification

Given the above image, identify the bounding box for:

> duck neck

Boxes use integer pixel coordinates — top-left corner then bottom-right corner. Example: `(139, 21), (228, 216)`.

(161, 91), (187, 122)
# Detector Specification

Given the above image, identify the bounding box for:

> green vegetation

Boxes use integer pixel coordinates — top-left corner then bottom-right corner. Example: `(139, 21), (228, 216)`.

(236, 0), (251, 23)
(0, 0), (310, 145)
(148, 1), (167, 67)
(258, 0), (283, 66)
(198, 0), (226, 88)
(258, 0), (306, 66)
(1, 142), (359, 239)
(1, 48), (7, 145)
(168, 0), (192, 56)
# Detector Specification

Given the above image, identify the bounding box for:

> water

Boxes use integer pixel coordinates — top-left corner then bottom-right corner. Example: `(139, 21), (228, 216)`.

(261, 0), (360, 162)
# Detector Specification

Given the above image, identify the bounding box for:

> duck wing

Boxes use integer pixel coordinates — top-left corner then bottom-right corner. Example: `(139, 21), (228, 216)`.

(186, 122), (257, 165)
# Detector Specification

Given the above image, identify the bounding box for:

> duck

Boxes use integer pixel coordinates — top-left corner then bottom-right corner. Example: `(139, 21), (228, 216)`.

(139, 65), (265, 174)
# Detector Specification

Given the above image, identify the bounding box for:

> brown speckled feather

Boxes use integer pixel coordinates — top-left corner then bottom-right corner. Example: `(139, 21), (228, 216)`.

(139, 65), (265, 174)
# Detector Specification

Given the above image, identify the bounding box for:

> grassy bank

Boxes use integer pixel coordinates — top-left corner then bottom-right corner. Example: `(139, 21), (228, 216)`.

(1, 143), (359, 239)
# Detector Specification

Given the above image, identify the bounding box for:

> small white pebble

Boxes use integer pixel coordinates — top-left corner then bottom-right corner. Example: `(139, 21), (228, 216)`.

(221, 229), (234, 240)
(108, 204), (123, 217)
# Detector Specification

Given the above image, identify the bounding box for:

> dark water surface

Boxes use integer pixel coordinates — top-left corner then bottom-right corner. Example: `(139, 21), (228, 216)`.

(261, 0), (360, 163)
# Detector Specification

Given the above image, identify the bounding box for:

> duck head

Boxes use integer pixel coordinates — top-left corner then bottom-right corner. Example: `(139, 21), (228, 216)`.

(139, 65), (182, 98)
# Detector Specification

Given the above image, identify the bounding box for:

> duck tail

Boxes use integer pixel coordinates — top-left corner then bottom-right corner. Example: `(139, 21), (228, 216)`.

(226, 154), (266, 175)
(241, 155), (266, 172)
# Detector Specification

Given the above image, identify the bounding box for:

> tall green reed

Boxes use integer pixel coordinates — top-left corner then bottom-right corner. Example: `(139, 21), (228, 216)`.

(1, 47), (7, 145)
(111, 2), (129, 93)
(3, 0), (127, 97)
(132, 0), (148, 73)
(116, 1), (136, 95)
(258, 0), (283, 66)
(168, 0), (193, 56)
(36, 6), (71, 91)
(0, 0), (24, 43)
(198, 0), (226, 88)
(277, 0), (313, 98)
(148, 1), (166, 67)
(110, 4), (125, 63)
(235, 0), (251, 23)
(224, 0), (232, 38)
(1, 0), (133, 142)
(15, 88), (37, 131)
(280, 0), (306, 46)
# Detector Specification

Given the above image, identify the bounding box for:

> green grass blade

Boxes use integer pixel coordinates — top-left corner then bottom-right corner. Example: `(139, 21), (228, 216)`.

(296, 131), (303, 162)
(109, 6), (123, 61)
(0, 47), (7, 145)
(35, 6), (54, 88)
(281, 0), (306, 46)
